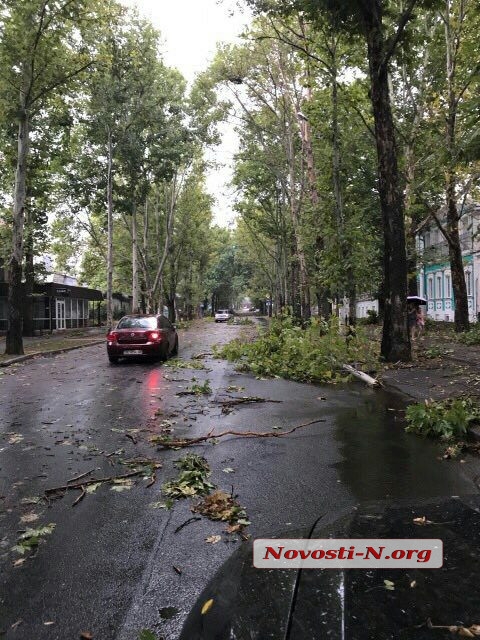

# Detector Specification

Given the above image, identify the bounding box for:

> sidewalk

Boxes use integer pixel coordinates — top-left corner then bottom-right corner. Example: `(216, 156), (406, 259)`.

(0, 327), (105, 366)
(379, 330), (480, 402)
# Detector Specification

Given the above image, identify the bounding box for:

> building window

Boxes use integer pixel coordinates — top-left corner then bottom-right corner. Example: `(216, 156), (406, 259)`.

(428, 277), (433, 299)
(445, 274), (451, 298)
(466, 270), (472, 296)
(436, 275), (442, 299)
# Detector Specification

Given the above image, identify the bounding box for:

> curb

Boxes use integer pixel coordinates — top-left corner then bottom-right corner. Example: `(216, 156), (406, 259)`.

(0, 339), (105, 368)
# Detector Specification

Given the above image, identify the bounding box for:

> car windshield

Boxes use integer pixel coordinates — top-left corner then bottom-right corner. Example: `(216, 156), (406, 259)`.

(116, 317), (157, 329)
(217, 310), (228, 314)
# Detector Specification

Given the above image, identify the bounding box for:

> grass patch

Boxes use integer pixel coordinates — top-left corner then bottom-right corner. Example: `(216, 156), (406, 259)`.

(215, 316), (378, 384)
(405, 398), (480, 440)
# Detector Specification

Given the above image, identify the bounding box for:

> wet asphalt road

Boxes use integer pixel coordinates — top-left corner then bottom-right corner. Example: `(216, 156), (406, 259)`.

(0, 321), (476, 639)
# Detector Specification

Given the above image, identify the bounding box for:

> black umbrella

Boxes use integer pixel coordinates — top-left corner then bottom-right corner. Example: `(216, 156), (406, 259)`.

(407, 295), (427, 305)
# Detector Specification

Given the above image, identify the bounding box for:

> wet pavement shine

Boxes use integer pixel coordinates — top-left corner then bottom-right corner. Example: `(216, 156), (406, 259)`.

(0, 321), (475, 639)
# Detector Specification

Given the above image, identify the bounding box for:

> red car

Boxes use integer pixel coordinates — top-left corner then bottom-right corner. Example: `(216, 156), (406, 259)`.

(106, 314), (178, 364)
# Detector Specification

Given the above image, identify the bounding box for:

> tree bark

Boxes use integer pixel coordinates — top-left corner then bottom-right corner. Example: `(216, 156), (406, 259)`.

(364, 3), (411, 362)
(106, 128), (114, 330)
(23, 203), (35, 337)
(331, 53), (356, 324)
(6, 107), (29, 355)
(285, 121), (310, 320)
(444, 1), (469, 331)
(131, 198), (139, 314)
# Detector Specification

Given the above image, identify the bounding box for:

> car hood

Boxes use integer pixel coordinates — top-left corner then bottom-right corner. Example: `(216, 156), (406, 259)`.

(179, 495), (480, 640)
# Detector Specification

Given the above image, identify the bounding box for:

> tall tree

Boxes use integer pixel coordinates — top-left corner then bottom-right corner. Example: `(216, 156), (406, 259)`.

(0, 0), (107, 354)
(246, 0), (443, 360)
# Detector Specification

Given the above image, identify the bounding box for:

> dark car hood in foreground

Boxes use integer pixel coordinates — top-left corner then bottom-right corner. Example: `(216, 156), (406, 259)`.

(180, 495), (480, 640)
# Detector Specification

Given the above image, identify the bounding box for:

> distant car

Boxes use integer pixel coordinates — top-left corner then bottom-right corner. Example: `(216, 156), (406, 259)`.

(214, 309), (232, 323)
(106, 314), (178, 364)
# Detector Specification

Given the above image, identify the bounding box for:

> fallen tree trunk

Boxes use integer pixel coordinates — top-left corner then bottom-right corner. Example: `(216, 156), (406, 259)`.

(342, 364), (381, 388)
(153, 417), (326, 449)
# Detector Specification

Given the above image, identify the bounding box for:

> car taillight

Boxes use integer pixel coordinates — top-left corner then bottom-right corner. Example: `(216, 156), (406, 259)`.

(149, 331), (161, 341)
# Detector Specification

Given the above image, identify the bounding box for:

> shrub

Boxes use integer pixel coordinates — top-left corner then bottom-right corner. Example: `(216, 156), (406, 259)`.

(457, 324), (480, 346)
(216, 316), (378, 384)
(357, 309), (379, 325)
(405, 398), (480, 440)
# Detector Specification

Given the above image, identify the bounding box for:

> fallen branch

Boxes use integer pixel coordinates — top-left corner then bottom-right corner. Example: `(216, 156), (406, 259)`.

(45, 469), (153, 497)
(342, 364), (381, 388)
(215, 396), (283, 411)
(426, 618), (480, 636)
(174, 516), (202, 534)
(72, 486), (86, 507)
(67, 468), (97, 484)
(192, 352), (212, 359)
(154, 418), (326, 449)
(146, 472), (156, 488)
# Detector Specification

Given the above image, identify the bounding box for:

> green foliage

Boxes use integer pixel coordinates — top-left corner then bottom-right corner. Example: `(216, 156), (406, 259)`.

(175, 320), (191, 330)
(405, 398), (480, 440)
(12, 523), (56, 555)
(457, 324), (480, 346)
(228, 317), (254, 325)
(187, 380), (212, 395)
(138, 630), (157, 640)
(358, 310), (379, 325)
(165, 358), (207, 370)
(163, 454), (214, 499)
(216, 316), (378, 383)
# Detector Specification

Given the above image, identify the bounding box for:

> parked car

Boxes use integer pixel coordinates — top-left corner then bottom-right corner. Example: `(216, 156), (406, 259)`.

(180, 495), (480, 639)
(214, 309), (233, 323)
(106, 314), (178, 363)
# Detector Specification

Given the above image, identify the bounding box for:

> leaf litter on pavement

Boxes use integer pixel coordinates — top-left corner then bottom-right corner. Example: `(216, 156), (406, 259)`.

(12, 523), (56, 556)
(162, 454), (214, 498)
(163, 454), (250, 538)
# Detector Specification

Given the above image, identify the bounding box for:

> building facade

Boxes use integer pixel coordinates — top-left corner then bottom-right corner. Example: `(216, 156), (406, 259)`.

(0, 270), (103, 333)
(417, 202), (480, 322)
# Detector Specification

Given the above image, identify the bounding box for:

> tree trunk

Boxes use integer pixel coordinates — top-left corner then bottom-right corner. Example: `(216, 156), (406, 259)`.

(365, 5), (410, 362)
(331, 57), (356, 325)
(131, 198), (139, 314)
(285, 112), (310, 320)
(446, 170), (469, 331)
(6, 107), (29, 355)
(444, 2), (469, 331)
(23, 204), (35, 337)
(106, 129), (114, 330)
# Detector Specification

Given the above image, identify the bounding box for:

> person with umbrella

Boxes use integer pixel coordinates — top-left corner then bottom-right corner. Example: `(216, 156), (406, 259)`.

(407, 296), (427, 340)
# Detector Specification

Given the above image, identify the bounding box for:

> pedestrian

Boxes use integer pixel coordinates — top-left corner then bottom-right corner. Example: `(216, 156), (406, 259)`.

(416, 306), (425, 337)
(408, 302), (417, 341)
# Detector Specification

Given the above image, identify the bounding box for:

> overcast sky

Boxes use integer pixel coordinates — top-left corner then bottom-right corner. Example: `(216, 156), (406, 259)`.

(125, 0), (252, 226)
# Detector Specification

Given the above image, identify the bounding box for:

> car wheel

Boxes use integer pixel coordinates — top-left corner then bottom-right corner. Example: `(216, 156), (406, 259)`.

(172, 336), (179, 356)
(108, 356), (119, 364)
